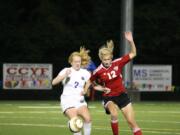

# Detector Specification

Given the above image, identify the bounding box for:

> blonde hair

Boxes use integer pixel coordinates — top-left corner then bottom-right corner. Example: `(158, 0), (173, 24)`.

(79, 46), (91, 67)
(68, 52), (81, 64)
(98, 40), (114, 60)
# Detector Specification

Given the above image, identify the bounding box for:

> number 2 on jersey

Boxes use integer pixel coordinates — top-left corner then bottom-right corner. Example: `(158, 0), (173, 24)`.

(74, 81), (79, 88)
(107, 71), (117, 79)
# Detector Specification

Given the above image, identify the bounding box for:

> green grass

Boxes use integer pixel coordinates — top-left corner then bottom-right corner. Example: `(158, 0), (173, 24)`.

(0, 101), (180, 135)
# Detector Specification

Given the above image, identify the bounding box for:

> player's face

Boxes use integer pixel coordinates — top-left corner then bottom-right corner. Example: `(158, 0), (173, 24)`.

(101, 55), (112, 68)
(71, 56), (81, 70)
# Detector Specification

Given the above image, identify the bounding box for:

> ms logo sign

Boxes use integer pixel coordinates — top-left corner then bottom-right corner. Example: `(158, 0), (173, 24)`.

(132, 65), (172, 91)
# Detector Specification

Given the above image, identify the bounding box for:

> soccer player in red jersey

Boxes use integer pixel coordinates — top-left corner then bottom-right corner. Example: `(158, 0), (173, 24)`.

(90, 32), (142, 135)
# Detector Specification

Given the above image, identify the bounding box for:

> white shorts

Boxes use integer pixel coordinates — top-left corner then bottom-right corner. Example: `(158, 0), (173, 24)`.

(60, 95), (87, 113)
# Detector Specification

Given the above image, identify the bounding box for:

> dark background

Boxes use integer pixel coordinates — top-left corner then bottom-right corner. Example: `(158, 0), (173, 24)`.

(0, 0), (180, 100)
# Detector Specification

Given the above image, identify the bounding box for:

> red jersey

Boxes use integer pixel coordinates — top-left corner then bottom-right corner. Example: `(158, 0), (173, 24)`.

(90, 54), (130, 97)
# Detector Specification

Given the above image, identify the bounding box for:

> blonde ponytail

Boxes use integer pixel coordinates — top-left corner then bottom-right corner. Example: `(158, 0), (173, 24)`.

(79, 46), (91, 67)
(98, 40), (114, 60)
(106, 40), (114, 52)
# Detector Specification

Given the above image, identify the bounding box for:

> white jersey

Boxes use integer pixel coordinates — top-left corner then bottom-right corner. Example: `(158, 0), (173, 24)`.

(58, 67), (91, 96)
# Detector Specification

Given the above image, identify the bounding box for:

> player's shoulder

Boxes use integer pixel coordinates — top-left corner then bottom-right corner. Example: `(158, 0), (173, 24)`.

(80, 68), (91, 78)
(59, 67), (68, 73)
(80, 68), (90, 74)
(112, 55), (129, 63)
(62, 67), (70, 70)
(113, 57), (123, 63)
(92, 64), (103, 75)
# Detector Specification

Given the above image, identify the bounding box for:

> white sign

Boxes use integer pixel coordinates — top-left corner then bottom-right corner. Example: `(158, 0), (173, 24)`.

(3, 63), (52, 89)
(133, 65), (172, 91)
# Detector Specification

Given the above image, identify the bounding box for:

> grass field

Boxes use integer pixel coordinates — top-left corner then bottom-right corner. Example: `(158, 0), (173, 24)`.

(0, 101), (180, 135)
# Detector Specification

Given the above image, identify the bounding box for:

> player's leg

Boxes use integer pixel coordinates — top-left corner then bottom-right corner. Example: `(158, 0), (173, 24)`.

(121, 103), (142, 135)
(65, 107), (78, 119)
(64, 108), (82, 135)
(65, 108), (82, 135)
(61, 95), (82, 135)
(105, 101), (119, 135)
(78, 105), (92, 135)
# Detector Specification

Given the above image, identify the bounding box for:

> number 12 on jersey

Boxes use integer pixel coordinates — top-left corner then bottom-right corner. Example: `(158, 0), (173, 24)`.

(107, 71), (117, 79)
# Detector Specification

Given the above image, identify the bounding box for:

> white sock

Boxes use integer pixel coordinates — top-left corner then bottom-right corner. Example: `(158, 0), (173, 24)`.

(73, 132), (82, 135)
(133, 128), (141, 133)
(83, 122), (92, 135)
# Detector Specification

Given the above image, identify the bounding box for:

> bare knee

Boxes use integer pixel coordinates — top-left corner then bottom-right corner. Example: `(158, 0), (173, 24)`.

(65, 108), (78, 119)
(77, 107), (91, 123)
(83, 115), (91, 123)
(107, 103), (118, 120)
(125, 116), (139, 129)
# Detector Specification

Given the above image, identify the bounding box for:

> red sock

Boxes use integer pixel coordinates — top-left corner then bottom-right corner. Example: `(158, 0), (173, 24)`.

(133, 128), (142, 135)
(111, 120), (119, 135)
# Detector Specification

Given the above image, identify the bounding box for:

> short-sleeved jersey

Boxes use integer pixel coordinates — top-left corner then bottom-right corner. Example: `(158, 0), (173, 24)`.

(86, 60), (96, 72)
(59, 67), (91, 96)
(90, 54), (130, 97)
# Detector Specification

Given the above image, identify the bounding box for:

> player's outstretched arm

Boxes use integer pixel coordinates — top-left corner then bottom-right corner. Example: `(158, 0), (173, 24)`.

(52, 68), (71, 86)
(125, 31), (137, 59)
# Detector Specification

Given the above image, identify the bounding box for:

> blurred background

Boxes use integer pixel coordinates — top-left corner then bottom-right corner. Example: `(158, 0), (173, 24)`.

(1, 1), (180, 135)
(0, 0), (180, 101)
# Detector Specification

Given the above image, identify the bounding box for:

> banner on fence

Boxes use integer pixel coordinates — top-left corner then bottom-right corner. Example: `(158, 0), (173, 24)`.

(133, 65), (172, 91)
(3, 63), (52, 89)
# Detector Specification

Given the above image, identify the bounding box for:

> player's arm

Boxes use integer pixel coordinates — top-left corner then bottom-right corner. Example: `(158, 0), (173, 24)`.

(93, 84), (111, 94)
(125, 31), (137, 59)
(52, 68), (71, 86)
(82, 80), (111, 95)
(82, 80), (91, 95)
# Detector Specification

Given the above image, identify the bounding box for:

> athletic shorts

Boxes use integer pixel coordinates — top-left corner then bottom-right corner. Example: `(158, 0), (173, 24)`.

(60, 95), (87, 113)
(102, 92), (131, 114)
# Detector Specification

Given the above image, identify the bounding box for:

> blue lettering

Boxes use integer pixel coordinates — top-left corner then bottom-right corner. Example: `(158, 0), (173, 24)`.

(133, 69), (147, 77)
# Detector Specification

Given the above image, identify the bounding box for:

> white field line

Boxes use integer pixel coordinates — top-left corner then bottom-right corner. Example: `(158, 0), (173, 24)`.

(4, 104), (180, 114)
(136, 103), (180, 106)
(136, 110), (180, 114)
(1, 110), (179, 115)
(0, 116), (60, 120)
(0, 123), (66, 128)
(96, 110), (180, 114)
(0, 122), (180, 135)
(0, 104), (55, 106)
(1, 104), (13, 106)
(18, 106), (60, 109)
(137, 119), (180, 124)
(0, 115), (180, 125)
(0, 111), (60, 114)
(18, 105), (96, 109)
(142, 127), (180, 132)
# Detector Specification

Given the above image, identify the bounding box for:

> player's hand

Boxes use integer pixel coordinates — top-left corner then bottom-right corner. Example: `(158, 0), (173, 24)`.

(103, 87), (111, 94)
(80, 91), (86, 96)
(65, 68), (71, 76)
(125, 31), (134, 43)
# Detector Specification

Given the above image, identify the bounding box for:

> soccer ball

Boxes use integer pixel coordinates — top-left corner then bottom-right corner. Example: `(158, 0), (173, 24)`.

(68, 117), (83, 133)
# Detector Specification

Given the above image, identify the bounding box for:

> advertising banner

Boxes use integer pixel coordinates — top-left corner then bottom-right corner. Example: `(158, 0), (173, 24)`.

(133, 65), (172, 91)
(3, 63), (52, 89)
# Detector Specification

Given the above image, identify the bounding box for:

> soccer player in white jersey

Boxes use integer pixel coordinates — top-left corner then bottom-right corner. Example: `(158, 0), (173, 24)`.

(52, 51), (92, 135)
